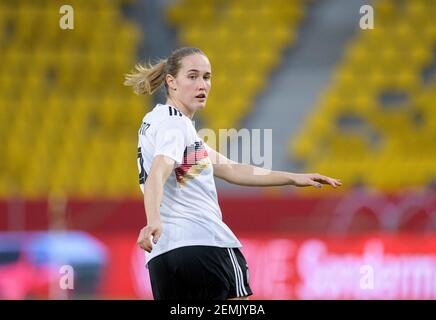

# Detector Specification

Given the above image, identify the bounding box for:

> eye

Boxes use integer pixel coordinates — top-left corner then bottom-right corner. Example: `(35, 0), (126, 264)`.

(189, 74), (197, 80)
(204, 75), (211, 80)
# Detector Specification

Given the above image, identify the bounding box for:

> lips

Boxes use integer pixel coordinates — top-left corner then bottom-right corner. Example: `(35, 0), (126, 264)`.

(195, 93), (206, 99)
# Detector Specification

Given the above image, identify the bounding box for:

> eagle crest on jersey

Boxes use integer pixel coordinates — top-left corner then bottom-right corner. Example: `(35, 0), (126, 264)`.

(175, 141), (211, 187)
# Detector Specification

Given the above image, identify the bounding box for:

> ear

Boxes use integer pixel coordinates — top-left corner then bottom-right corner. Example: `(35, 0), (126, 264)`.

(166, 74), (177, 91)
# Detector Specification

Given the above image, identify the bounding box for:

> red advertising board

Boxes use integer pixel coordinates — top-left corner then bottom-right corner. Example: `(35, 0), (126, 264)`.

(94, 233), (436, 300)
(1, 189), (436, 299)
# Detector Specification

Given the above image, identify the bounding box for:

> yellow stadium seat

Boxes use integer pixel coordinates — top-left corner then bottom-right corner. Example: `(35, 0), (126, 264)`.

(0, 0), (146, 198)
(289, 0), (436, 190)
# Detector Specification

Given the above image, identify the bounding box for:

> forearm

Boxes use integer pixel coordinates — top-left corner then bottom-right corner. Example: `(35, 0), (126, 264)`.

(223, 163), (296, 187)
(143, 177), (164, 223)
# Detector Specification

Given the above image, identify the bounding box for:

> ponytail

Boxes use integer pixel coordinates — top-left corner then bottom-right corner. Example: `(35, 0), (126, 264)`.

(125, 47), (205, 96)
(124, 59), (167, 95)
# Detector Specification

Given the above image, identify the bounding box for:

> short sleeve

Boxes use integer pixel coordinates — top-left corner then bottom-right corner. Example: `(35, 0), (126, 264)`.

(204, 141), (221, 165)
(203, 142), (214, 155)
(153, 118), (187, 166)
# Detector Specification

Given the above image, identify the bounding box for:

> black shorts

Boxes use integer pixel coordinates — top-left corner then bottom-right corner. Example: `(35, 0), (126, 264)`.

(148, 245), (253, 300)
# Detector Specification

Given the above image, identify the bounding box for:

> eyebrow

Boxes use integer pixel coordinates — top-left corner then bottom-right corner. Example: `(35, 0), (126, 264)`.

(186, 69), (211, 75)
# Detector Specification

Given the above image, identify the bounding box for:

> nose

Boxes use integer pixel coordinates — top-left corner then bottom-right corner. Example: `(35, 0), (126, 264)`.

(198, 78), (208, 91)
(198, 80), (206, 90)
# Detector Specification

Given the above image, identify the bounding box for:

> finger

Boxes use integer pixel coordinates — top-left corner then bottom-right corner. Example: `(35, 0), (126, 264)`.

(315, 175), (337, 187)
(138, 242), (151, 252)
(136, 236), (149, 251)
(152, 229), (162, 244)
(144, 233), (153, 251)
(313, 175), (332, 185)
(137, 229), (153, 252)
(332, 179), (342, 187)
(330, 178), (342, 187)
(309, 179), (322, 188)
(136, 226), (147, 241)
(327, 178), (338, 187)
(136, 231), (145, 245)
(139, 239), (152, 252)
(137, 235), (151, 251)
(136, 229), (148, 245)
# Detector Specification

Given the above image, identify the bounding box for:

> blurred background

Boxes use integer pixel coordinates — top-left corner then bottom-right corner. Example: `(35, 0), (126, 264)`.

(1, 0), (436, 299)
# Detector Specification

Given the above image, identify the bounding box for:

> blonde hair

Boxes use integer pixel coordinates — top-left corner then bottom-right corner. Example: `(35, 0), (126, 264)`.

(124, 60), (167, 95)
(124, 47), (206, 96)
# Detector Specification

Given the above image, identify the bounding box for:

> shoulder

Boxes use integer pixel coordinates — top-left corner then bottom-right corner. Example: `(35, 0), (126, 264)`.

(145, 104), (187, 128)
(153, 104), (185, 121)
(151, 104), (182, 118)
(146, 105), (193, 141)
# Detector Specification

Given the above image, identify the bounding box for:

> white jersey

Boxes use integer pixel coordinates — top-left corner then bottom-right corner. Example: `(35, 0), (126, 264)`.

(137, 104), (242, 263)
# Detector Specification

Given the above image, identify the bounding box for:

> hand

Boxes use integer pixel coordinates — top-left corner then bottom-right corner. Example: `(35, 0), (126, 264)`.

(137, 222), (162, 252)
(291, 173), (342, 188)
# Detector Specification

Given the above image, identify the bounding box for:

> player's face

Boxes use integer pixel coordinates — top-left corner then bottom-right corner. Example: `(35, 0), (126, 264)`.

(174, 54), (211, 112)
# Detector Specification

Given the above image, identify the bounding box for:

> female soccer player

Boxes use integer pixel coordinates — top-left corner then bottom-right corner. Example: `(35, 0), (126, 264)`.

(124, 47), (341, 300)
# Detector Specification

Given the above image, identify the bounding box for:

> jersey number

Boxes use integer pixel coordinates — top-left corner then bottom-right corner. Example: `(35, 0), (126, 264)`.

(137, 147), (148, 184)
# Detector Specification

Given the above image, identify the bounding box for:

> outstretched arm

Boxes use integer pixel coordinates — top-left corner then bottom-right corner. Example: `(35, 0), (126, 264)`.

(207, 147), (341, 188)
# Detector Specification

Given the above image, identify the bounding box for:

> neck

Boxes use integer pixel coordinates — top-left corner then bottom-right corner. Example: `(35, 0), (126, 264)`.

(165, 97), (194, 119)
